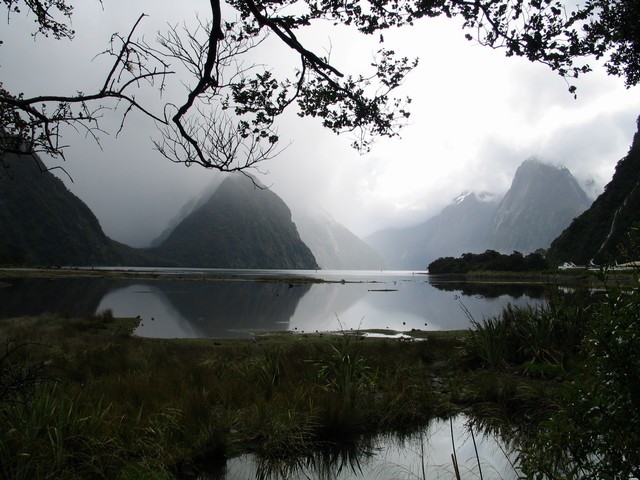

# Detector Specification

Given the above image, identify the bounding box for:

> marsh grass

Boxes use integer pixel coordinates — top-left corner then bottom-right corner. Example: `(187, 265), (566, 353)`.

(1, 290), (620, 479)
(0, 309), (575, 480)
(462, 292), (590, 375)
(0, 314), (464, 479)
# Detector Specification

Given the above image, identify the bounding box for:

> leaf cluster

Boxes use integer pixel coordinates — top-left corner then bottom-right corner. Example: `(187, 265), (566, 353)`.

(2, 0), (639, 173)
(2, 0), (75, 40)
(518, 276), (640, 478)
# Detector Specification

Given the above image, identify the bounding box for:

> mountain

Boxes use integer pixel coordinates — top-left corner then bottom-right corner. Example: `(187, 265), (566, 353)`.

(366, 192), (499, 269)
(487, 158), (592, 254)
(366, 159), (590, 269)
(418, 191), (499, 263)
(147, 174), (318, 269)
(547, 117), (640, 265)
(0, 156), (317, 269)
(149, 176), (226, 248)
(292, 205), (385, 270)
(0, 153), (143, 266)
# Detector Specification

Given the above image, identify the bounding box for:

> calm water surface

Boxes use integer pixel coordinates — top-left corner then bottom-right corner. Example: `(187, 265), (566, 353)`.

(218, 415), (519, 480)
(1, 269), (531, 479)
(0, 269), (548, 338)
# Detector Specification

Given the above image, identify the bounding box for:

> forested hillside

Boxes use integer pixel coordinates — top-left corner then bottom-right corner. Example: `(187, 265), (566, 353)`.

(0, 154), (142, 266)
(547, 117), (640, 265)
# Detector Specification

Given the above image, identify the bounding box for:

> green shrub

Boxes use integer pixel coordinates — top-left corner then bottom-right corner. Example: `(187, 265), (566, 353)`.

(520, 277), (640, 478)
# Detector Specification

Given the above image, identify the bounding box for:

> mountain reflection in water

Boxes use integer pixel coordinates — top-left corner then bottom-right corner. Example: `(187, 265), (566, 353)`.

(219, 415), (519, 480)
(99, 280), (311, 338)
(0, 270), (548, 338)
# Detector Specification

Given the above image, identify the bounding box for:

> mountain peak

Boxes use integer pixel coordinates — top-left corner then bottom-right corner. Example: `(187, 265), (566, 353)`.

(488, 159), (591, 253)
(148, 173), (318, 269)
(453, 191), (474, 204)
(517, 157), (568, 176)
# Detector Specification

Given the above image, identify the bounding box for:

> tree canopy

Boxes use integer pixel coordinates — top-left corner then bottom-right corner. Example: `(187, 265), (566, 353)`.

(428, 249), (549, 273)
(1, 0), (638, 172)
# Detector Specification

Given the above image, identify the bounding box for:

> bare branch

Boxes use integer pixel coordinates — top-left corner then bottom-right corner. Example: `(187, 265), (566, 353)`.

(1, 11), (171, 161)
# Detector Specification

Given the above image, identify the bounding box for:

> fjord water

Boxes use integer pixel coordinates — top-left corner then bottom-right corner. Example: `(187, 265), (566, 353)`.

(0, 269), (528, 479)
(0, 269), (546, 337)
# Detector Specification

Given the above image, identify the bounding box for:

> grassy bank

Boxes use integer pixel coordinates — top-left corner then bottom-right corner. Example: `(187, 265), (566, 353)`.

(0, 313), (479, 479)
(2, 272), (639, 479)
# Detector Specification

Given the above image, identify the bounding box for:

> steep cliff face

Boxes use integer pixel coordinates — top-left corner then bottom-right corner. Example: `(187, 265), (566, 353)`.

(0, 154), (139, 266)
(418, 192), (498, 264)
(147, 174), (318, 269)
(366, 192), (498, 269)
(487, 158), (591, 254)
(367, 158), (591, 269)
(293, 206), (385, 270)
(548, 117), (640, 265)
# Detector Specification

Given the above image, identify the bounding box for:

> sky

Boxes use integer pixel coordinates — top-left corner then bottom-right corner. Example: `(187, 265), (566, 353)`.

(2, 0), (640, 247)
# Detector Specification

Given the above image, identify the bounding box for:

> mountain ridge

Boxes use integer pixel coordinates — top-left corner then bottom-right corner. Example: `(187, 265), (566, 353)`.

(366, 158), (590, 269)
(547, 116), (640, 265)
(293, 205), (386, 270)
(146, 174), (318, 269)
(0, 154), (146, 266)
(365, 191), (500, 269)
(487, 158), (592, 254)
(0, 157), (318, 269)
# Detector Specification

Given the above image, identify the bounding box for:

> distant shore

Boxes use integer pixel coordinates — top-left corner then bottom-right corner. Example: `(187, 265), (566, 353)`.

(1, 265), (632, 288)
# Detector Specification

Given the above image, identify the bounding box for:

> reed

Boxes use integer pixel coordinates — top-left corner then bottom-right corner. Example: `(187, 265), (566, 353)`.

(0, 310), (543, 479)
(462, 292), (589, 375)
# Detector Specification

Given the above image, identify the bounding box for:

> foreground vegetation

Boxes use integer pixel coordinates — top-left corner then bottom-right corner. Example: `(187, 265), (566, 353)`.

(461, 269), (640, 479)
(0, 313), (466, 479)
(1, 268), (639, 479)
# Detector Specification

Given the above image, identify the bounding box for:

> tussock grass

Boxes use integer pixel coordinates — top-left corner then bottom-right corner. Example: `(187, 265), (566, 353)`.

(461, 292), (590, 374)
(0, 314), (464, 479)
(3, 285), (626, 479)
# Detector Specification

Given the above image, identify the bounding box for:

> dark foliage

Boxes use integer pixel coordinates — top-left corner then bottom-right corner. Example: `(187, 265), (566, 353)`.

(517, 276), (640, 478)
(547, 116), (640, 266)
(428, 249), (549, 274)
(2, 0), (640, 171)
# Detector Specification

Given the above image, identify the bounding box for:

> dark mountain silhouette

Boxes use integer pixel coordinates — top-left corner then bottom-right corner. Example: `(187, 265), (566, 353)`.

(0, 153), (144, 266)
(0, 156), (316, 269)
(547, 116), (640, 265)
(365, 192), (499, 269)
(293, 205), (385, 270)
(487, 158), (592, 254)
(147, 174), (318, 269)
(148, 176), (226, 248)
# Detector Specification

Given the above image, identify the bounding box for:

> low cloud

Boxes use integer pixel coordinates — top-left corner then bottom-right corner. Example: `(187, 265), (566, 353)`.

(5, 3), (640, 247)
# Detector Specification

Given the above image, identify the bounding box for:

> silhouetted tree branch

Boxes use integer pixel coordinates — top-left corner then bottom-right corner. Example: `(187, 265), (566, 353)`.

(0, 12), (171, 163)
(1, 0), (638, 171)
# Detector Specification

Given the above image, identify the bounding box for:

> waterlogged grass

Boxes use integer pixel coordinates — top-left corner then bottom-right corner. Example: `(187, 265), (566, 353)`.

(6, 288), (633, 480)
(0, 312), (474, 479)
